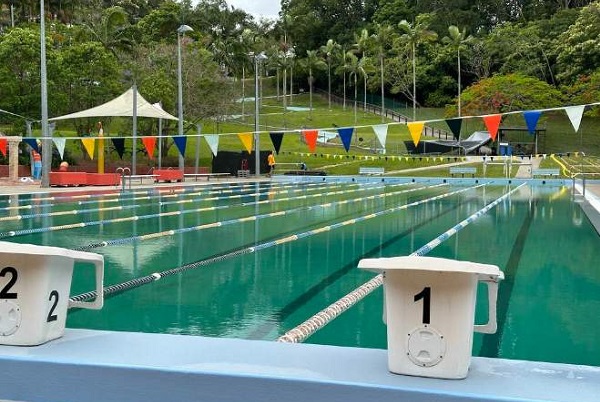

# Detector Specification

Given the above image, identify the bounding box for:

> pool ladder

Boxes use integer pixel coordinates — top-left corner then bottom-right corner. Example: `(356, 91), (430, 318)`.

(116, 167), (132, 192)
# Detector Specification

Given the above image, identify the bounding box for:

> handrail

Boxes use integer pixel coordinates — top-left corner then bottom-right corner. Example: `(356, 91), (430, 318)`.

(116, 167), (132, 192)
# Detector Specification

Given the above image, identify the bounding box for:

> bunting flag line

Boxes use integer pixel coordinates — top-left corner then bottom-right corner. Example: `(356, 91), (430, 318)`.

(269, 132), (284, 154)
(564, 105), (585, 133)
(337, 127), (354, 152)
(445, 118), (462, 141)
(237, 132), (253, 153)
(523, 110), (542, 135)
(204, 134), (219, 157)
(142, 137), (156, 159)
(52, 138), (66, 160)
(81, 138), (95, 160)
(483, 114), (502, 141)
(23, 138), (39, 152)
(173, 136), (187, 157)
(0, 138), (7, 157)
(303, 130), (319, 152)
(372, 124), (388, 149)
(407, 122), (425, 146)
(111, 138), (125, 159)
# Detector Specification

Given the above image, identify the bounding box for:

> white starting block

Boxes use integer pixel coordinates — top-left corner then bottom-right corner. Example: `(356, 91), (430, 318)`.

(359, 256), (504, 379)
(0, 242), (104, 346)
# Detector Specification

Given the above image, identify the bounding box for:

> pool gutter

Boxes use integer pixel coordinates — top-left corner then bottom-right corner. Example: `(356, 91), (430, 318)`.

(0, 329), (598, 402)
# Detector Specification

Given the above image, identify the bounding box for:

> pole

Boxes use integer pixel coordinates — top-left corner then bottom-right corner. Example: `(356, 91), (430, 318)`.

(158, 117), (162, 169)
(132, 82), (138, 175)
(40, 0), (50, 188)
(194, 124), (201, 174)
(254, 55), (260, 177)
(177, 29), (185, 171)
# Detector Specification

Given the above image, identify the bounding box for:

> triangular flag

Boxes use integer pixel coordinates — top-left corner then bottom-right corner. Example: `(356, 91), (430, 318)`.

(372, 124), (388, 149)
(81, 138), (95, 160)
(0, 138), (6, 157)
(523, 110), (542, 135)
(407, 122), (424, 146)
(237, 133), (253, 153)
(142, 137), (156, 159)
(111, 138), (125, 159)
(483, 114), (502, 141)
(445, 118), (462, 141)
(24, 138), (39, 152)
(303, 130), (319, 152)
(269, 132), (284, 154)
(204, 134), (219, 157)
(564, 105), (585, 133)
(337, 127), (354, 152)
(173, 136), (187, 157)
(52, 138), (66, 159)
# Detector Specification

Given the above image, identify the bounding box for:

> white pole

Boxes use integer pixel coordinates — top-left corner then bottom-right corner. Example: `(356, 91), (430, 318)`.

(177, 25), (193, 171)
(40, 0), (50, 188)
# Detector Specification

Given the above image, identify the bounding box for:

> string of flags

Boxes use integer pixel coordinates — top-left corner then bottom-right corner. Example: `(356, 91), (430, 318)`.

(6, 101), (597, 160)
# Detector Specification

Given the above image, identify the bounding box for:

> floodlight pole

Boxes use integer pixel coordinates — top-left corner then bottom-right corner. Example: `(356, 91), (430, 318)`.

(253, 52), (267, 177)
(40, 0), (50, 188)
(177, 25), (193, 172)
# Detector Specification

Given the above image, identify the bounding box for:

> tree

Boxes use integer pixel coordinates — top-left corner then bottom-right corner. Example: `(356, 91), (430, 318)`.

(319, 38), (340, 110)
(79, 5), (134, 59)
(301, 49), (326, 120)
(442, 25), (471, 117)
(398, 15), (437, 121)
(369, 24), (395, 121)
(344, 52), (368, 124)
(352, 28), (369, 111)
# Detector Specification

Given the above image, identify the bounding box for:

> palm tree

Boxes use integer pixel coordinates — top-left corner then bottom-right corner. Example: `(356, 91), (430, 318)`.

(398, 16), (437, 121)
(334, 45), (350, 110)
(302, 49), (327, 120)
(83, 6), (133, 59)
(345, 53), (368, 124)
(352, 29), (370, 111)
(442, 25), (471, 117)
(370, 24), (395, 122)
(319, 39), (340, 110)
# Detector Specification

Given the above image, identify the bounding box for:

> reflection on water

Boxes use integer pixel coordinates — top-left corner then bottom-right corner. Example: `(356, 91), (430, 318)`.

(2, 182), (598, 366)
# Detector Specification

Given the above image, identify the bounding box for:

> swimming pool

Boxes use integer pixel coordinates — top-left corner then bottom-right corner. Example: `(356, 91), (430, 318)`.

(1, 179), (598, 367)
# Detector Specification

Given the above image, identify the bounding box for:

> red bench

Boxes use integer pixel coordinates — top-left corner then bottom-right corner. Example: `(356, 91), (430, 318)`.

(87, 173), (121, 186)
(49, 172), (87, 186)
(153, 169), (183, 183)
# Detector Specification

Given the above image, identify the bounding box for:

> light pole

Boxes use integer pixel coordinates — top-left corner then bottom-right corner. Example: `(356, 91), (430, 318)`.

(177, 24), (193, 171)
(40, 0), (50, 188)
(253, 52), (267, 177)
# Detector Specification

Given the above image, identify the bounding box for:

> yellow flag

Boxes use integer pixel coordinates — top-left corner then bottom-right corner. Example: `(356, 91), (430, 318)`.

(407, 122), (424, 146)
(81, 138), (95, 160)
(237, 133), (253, 153)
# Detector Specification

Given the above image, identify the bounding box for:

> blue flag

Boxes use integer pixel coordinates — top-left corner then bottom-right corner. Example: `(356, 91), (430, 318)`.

(24, 138), (39, 152)
(523, 110), (542, 135)
(173, 136), (187, 157)
(337, 127), (354, 152)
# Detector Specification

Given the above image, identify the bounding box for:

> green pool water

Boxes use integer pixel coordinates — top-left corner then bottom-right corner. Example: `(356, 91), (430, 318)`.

(1, 181), (599, 367)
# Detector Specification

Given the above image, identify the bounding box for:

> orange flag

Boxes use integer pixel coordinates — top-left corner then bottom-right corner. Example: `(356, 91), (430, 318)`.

(483, 114), (502, 141)
(407, 122), (424, 146)
(0, 138), (6, 157)
(303, 130), (319, 152)
(237, 133), (253, 153)
(142, 137), (156, 159)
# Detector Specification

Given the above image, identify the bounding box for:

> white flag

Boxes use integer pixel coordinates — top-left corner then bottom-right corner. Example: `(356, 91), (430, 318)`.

(204, 134), (219, 157)
(52, 138), (66, 159)
(565, 105), (585, 133)
(372, 124), (389, 149)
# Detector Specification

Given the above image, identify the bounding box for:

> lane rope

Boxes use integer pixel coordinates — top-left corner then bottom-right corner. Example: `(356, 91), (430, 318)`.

(276, 183), (526, 343)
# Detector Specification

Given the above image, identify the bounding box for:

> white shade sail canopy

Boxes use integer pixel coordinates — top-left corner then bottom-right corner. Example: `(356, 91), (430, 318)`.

(49, 87), (178, 121)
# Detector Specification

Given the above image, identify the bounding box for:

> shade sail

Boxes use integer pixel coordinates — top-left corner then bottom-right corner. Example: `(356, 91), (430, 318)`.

(49, 87), (178, 121)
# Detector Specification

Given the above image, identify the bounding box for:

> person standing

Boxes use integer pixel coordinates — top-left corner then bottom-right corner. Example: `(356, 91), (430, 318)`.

(267, 151), (276, 177)
(31, 148), (42, 180)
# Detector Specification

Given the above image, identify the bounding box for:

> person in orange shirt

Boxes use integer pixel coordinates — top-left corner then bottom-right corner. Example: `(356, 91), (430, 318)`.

(31, 149), (42, 180)
(267, 151), (276, 177)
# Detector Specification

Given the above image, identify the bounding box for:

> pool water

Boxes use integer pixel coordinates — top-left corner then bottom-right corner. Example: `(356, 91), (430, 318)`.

(1, 181), (599, 367)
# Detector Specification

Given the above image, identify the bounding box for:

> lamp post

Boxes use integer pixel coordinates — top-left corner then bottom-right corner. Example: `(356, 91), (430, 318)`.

(177, 24), (193, 171)
(253, 52), (267, 177)
(40, 0), (50, 188)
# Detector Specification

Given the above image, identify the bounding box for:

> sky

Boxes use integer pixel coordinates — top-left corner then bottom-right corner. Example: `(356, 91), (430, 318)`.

(219, 0), (281, 20)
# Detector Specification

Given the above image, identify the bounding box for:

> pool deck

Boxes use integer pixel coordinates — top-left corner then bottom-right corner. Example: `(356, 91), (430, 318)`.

(0, 177), (599, 402)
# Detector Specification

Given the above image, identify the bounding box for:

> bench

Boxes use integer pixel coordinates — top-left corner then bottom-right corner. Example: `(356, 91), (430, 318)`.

(359, 167), (385, 176)
(532, 168), (560, 178)
(184, 173), (231, 181)
(449, 167), (477, 178)
(153, 169), (183, 183)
